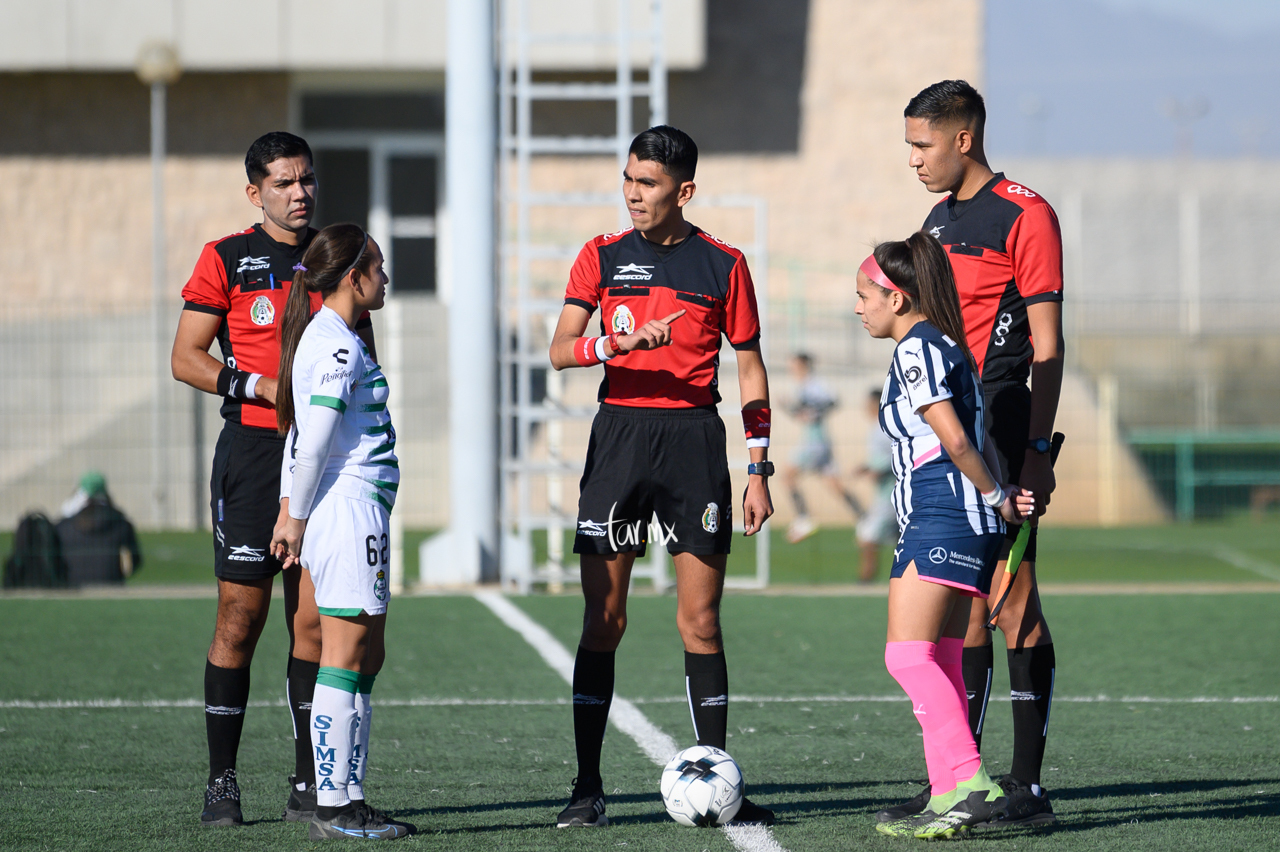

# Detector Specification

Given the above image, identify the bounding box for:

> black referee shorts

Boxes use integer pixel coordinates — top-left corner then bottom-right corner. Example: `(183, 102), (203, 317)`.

(984, 381), (1037, 562)
(574, 404), (734, 558)
(210, 422), (286, 581)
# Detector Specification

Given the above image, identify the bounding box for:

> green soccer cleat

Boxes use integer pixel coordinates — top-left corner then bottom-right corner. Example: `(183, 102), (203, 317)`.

(912, 785), (1008, 840)
(875, 808), (941, 837)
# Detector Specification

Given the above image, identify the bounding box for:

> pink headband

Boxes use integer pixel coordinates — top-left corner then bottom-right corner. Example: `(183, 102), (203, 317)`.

(859, 254), (902, 292)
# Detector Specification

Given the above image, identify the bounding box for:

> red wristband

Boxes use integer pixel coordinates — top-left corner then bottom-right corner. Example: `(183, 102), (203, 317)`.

(607, 331), (624, 356)
(742, 407), (771, 447)
(573, 336), (603, 367)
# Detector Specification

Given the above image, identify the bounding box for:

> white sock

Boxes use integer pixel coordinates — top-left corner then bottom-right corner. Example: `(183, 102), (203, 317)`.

(347, 691), (372, 801)
(312, 675), (359, 808)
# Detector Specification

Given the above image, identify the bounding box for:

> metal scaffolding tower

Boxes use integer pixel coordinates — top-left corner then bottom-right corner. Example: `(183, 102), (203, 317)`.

(498, 0), (770, 592)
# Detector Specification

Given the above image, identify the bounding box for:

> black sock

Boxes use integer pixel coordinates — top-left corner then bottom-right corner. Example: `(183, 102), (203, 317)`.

(316, 802), (354, 820)
(961, 644), (994, 749)
(1008, 644), (1055, 786)
(685, 651), (728, 750)
(205, 660), (251, 784)
(287, 657), (319, 786)
(791, 489), (808, 516)
(571, 646), (615, 788)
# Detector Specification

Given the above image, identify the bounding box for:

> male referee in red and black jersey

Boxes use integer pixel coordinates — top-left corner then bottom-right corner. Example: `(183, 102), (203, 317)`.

(548, 126), (776, 828)
(888, 80), (1064, 828)
(171, 132), (376, 826)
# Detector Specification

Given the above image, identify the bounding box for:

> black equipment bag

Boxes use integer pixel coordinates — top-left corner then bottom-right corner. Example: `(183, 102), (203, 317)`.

(4, 512), (68, 589)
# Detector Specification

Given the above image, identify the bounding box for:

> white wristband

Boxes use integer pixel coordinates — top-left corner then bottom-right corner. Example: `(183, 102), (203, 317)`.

(244, 372), (263, 400)
(981, 485), (1005, 508)
(594, 336), (615, 362)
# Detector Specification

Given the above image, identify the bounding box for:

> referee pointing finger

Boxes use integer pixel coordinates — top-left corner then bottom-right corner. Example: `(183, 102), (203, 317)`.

(548, 126), (776, 829)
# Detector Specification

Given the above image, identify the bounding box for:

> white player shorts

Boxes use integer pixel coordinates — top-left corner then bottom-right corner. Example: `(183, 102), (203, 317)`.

(856, 491), (895, 545)
(300, 493), (391, 617)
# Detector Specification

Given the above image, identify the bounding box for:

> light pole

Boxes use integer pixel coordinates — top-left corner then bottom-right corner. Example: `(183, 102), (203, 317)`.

(136, 42), (181, 529)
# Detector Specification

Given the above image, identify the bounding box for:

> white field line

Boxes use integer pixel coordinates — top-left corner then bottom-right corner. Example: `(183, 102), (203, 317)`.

(4, 694), (1277, 711)
(472, 591), (785, 852)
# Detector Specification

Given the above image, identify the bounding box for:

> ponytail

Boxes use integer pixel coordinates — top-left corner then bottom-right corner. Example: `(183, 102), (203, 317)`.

(871, 231), (977, 374)
(275, 223), (372, 434)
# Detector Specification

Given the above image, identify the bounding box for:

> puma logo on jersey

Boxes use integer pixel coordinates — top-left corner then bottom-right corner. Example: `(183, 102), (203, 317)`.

(613, 263), (654, 281)
(237, 255), (271, 273)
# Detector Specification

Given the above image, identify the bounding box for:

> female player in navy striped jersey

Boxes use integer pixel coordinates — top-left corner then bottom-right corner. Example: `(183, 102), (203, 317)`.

(271, 224), (412, 841)
(856, 232), (1034, 840)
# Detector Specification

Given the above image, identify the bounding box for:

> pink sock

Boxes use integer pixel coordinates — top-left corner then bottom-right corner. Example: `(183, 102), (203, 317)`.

(885, 641), (982, 794)
(936, 637), (968, 728)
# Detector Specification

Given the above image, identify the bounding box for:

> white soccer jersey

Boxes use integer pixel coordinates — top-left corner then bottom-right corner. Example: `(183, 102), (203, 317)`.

(878, 321), (1001, 537)
(282, 306), (399, 516)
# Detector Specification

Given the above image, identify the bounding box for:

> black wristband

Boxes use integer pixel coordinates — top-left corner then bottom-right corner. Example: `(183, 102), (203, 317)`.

(217, 366), (254, 399)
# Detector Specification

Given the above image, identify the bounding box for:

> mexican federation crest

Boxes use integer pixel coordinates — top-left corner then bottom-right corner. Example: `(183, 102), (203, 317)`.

(249, 294), (275, 326)
(611, 304), (635, 335)
(701, 502), (720, 533)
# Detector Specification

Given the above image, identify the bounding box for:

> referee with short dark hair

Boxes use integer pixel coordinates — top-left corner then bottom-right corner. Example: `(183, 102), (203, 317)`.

(884, 80), (1064, 830)
(171, 131), (377, 826)
(548, 125), (776, 828)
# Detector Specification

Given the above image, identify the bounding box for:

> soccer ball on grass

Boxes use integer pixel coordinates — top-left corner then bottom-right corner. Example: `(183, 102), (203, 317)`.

(660, 745), (744, 826)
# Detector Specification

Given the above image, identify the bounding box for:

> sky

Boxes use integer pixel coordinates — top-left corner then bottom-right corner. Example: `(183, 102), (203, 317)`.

(985, 0), (1279, 158)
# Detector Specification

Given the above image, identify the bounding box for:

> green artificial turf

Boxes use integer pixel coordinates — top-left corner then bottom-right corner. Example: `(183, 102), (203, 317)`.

(2, 593), (1278, 850)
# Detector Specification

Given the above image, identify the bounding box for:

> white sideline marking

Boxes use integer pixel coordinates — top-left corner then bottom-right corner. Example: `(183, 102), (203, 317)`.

(472, 591), (787, 852)
(472, 591), (677, 764)
(4, 694), (1277, 711)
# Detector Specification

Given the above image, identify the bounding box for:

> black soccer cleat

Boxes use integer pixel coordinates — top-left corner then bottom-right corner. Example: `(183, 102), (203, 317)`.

(353, 800), (417, 836)
(978, 775), (1056, 829)
(875, 781), (931, 823)
(911, 787), (1009, 840)
(309, 801), (413, 840)
(727, 797), (775, 826)
(282, 775), (317, 822)
(556, 778), (608, 828)
(201, 768), (243, 827)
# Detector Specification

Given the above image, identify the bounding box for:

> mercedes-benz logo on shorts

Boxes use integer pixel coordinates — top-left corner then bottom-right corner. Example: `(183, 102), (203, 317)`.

(929, 547), (948, 564)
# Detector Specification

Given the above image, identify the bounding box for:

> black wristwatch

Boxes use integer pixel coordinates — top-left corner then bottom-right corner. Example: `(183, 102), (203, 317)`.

(747, 461), (775, 477)
(1027, 436), (1052, 455)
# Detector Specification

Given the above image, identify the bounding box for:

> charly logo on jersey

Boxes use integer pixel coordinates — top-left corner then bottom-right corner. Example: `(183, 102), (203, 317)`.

(611, 305), (636, 335)
(1005, 184), (1037, 198)
(237, 255), (271, 273)
(374, 569), (388, 602)
(929, 547), (948, 564)
(249, 295), (275, 326)
(613, 263), (654, 281)
(702, 502), (720, 533)
(992, 312), (1013, 347)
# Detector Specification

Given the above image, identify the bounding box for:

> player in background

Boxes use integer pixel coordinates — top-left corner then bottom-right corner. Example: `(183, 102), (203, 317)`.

(782, 353), (863, 543)
(172, 132), (376, 826)
(548, 126), (776, 828)
(887, 79), (1065, 827)
(855, 388), (896, 582)
(271, 225), (412, 840)
(856, 233), (1034, 839)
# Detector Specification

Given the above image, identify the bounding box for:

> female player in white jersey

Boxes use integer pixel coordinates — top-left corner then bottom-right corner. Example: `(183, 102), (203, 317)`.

(855, 231), (1033, 840)
(271, 223), (412, 840)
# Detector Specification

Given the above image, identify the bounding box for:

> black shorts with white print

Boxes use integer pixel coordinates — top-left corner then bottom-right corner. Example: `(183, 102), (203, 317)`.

(574, 404), (734, 558)
(210, 421), (286, 581)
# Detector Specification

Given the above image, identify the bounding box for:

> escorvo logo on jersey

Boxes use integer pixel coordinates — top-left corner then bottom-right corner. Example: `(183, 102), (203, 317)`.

(613, 263), (654, 281)
(237, 255), (271, 273)
(250, 295), (275, 326)
(577, 519), (607, 537)
(611, 305), (636, 335)
(702, 503), (720, 533)
(1005, 184), (1037, 198)
(929, 224), (945, 238)
(992, 312), (1013, 347)
(374, 569), (388, 602)
(228, 545), (266, 563)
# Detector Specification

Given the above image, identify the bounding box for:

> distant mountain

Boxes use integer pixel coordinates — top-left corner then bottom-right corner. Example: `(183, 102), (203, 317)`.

(985, 0), (1278, 158)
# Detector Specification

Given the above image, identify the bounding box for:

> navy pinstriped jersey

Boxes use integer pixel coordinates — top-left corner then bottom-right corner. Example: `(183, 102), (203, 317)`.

(879, 321), (1003, 537)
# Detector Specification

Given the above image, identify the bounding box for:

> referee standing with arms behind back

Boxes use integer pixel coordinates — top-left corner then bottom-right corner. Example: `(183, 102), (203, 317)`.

(171, 132), (377, 826)
(880, 80), (1064, 830)
(549, 125), (776, 828)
